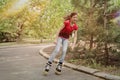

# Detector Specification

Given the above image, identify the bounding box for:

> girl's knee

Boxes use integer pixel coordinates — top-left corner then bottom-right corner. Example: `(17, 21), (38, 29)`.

(54, 49), (59, 53)
(62, 50), (67, 54)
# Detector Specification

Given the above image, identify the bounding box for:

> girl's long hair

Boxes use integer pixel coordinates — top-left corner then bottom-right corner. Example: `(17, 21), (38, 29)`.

(64, 12), (77, 21)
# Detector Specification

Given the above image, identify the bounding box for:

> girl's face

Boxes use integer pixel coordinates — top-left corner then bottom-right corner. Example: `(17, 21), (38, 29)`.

(71, 15), (78, 23)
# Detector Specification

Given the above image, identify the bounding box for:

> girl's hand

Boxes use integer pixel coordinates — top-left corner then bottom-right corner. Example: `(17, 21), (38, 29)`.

(69, 43), (75, 51)
(71, 44), (75, 51)
(53, 40), (57, 44)
(53, 41), (57, 44)
(53, 38), (57, 44)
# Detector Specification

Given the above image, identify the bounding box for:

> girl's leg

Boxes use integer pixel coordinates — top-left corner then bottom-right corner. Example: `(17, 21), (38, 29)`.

(44, 37), (62, 74)
(55, 38), (68, 74)
(59, 38), (68, 63)
(48, 37), (62, 63)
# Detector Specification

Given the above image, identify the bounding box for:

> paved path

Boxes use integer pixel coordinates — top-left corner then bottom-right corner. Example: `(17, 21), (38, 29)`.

(0, 44), (104, 80)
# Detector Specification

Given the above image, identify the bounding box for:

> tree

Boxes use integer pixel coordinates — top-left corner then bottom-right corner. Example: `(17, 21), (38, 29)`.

(30, 0), (74, 40)
(71, 0), (120, 65)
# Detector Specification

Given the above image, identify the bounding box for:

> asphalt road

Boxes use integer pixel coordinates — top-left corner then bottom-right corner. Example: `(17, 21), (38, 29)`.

(0, 44), (104, 80)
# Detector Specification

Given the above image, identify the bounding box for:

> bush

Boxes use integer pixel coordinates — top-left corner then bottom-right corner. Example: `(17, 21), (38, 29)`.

(0, 31), (17, 42)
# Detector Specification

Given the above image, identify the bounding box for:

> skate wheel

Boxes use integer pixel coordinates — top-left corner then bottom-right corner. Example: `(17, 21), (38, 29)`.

(55, 71), (61, 75)
(43, 71), (48, 76)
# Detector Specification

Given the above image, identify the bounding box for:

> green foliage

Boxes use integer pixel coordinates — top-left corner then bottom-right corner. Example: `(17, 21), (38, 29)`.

(0, 0), (10, 9)
(0, 0), (16, 12)
(0, 16), (17, 42)
(29, 0), (74, 39)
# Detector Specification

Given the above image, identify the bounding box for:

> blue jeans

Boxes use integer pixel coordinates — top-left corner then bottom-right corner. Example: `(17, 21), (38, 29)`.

(48, 37), (68, 63)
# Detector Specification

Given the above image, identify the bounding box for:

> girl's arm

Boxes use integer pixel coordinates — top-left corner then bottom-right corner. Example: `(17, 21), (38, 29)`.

(71, 30), (77, 50)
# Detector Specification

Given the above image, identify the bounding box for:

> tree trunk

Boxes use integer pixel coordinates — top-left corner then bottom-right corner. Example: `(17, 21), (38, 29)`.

(105, 42), (109, 65)
(103, 0), (109, 65)
(89, 0), (96, 51)
(89, 34), (94, 50)
(16, 22), (24, 42)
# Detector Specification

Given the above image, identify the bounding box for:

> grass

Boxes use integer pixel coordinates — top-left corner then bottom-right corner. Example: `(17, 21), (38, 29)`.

(66, 58), (120, 76)
(0, 42), (17, 46)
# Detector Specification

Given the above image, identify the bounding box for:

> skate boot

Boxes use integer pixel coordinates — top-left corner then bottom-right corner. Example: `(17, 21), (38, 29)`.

(43, 62), (52, 76)
(55, 62), (62, 75)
